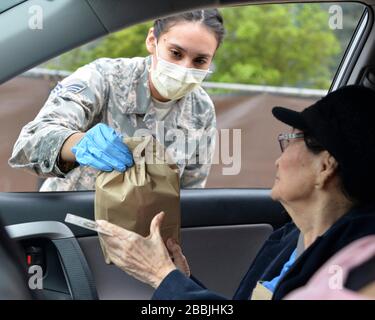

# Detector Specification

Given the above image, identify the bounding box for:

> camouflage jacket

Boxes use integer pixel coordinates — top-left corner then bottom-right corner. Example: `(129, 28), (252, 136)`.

(9, 56), (216, 191)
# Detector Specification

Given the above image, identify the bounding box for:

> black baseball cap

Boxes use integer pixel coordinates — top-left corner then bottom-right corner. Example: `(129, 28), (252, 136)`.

(272, 85), (375, 171)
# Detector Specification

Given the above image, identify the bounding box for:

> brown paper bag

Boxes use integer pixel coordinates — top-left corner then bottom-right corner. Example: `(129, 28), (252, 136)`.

(95, 135), (181, 264)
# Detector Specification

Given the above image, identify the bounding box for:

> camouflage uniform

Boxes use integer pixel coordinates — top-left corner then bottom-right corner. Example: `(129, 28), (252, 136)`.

(9, 56), (216, 191)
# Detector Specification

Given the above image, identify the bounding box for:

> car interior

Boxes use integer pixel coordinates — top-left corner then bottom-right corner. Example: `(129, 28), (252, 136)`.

(0, 0), (374, 300)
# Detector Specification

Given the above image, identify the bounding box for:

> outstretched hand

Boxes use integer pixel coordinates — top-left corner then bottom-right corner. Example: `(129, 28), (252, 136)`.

(97, 212), (188, 288)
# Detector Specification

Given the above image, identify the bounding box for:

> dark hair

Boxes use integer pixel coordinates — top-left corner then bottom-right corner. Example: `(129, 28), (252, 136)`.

(153, 9), (225, 48)
(304, 133), (325, 155)
(303, 132), (366, 205)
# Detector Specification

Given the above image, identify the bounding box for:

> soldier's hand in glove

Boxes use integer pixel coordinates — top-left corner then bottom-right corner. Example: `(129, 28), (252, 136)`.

(72, 123), (134, 172)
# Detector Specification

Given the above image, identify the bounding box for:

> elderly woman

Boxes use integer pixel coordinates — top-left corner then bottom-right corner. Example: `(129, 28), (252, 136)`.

(97, 85), (375, 300)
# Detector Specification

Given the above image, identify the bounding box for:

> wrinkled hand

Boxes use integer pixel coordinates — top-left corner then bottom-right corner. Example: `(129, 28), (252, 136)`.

(72, 123), (133, 172)
(166, 238), (190, 277)
(96, 212), (178, 288)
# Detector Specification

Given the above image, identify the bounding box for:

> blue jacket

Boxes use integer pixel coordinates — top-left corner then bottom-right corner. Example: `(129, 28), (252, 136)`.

(152, 204), (375, 300)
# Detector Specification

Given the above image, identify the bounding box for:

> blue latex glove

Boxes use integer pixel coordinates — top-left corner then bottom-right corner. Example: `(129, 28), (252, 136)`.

(71, 123), (134, 172)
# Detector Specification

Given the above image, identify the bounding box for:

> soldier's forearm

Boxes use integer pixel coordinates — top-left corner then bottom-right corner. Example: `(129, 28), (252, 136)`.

(60, 132), (85, 163)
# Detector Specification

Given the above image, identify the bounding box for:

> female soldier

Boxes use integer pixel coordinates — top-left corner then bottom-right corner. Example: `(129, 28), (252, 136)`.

(9, 9), (225, 191)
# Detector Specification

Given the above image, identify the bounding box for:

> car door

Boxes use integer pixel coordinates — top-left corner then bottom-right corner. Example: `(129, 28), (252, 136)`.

(0, 0), (373, 300)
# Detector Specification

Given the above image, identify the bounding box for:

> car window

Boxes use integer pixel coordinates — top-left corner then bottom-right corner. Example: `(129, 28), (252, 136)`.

(0, 2), (366, 192)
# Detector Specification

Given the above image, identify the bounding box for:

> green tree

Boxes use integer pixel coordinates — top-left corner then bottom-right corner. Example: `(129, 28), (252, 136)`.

(210, 5), (341, 88)
(45, 22), (151, 71)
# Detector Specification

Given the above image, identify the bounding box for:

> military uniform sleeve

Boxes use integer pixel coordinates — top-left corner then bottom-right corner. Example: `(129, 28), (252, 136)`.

(8, 59), (109, 178)
(180, 98), (217, 189)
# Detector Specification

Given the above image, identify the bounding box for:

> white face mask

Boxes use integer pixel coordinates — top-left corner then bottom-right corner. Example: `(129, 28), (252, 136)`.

(150, 42), (211, 100)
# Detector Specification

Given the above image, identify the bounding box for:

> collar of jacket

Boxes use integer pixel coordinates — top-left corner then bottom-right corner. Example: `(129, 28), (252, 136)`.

(232, 218), (299, 300)
(125, 55), (153, 115)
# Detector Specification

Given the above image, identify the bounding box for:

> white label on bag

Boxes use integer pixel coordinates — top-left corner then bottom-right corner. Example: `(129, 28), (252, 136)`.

(65, 213), (113, 236)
